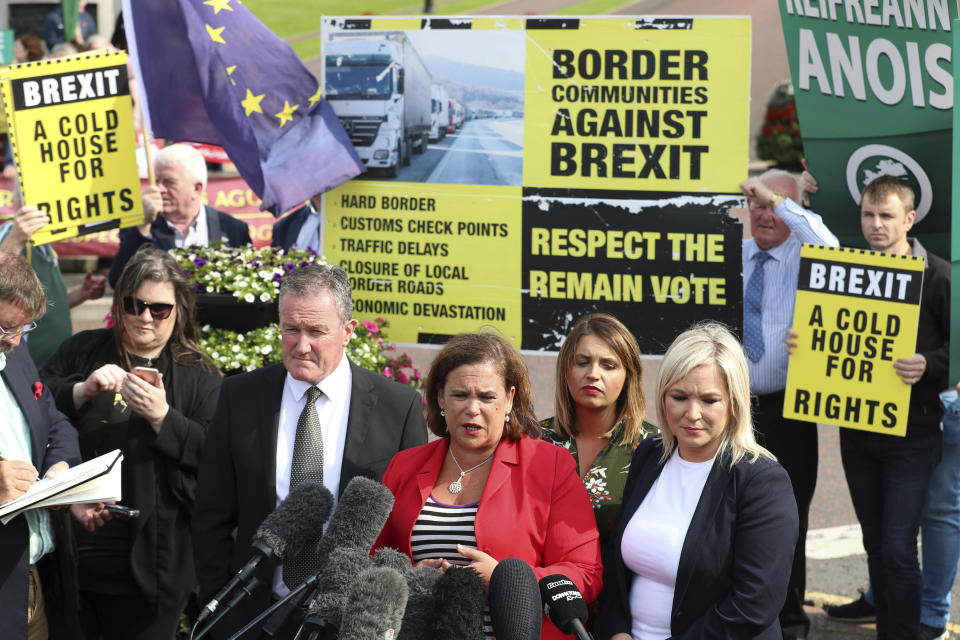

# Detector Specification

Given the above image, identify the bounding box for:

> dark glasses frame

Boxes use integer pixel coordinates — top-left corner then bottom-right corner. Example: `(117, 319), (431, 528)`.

(122, 297), (175, 320)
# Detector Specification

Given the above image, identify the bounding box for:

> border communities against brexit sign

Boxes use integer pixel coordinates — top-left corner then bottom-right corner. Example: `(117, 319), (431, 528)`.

(321, 16), (750, 352)
(0, 51), (143, 245)
(785, 245), (924, 437)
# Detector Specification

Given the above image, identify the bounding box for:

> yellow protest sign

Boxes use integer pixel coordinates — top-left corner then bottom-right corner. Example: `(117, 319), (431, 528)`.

(784, 245), (925, 436)
(0, 51), (142, 245)
(325, 182), (523, 342)
(321, 16), (750, 350)
(0, 67), (7, 134)
(523, 17), (750, 193)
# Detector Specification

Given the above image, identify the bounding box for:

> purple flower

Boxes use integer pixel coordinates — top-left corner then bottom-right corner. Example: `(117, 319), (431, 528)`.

(362, 320), (379, 334)
(194, 258), (207, 267)
(382, 366), (393, 379)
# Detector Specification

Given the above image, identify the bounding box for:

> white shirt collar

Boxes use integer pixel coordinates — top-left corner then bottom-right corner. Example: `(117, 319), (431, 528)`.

(285, 352), (352, 404)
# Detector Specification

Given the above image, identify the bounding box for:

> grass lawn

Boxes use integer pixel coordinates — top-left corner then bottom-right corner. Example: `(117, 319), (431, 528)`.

(245, 0), (636, 58)
(243, 0), (422, 38)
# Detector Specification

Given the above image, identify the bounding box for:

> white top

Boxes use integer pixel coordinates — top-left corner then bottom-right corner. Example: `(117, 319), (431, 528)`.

(159, 202), (208, 248)
(742, 197), (839, 394)
(622, 452), (715, 640)
(272, 353), (353, 597)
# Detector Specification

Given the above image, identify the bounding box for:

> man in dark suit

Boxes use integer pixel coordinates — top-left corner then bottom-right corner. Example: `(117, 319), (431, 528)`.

(192, 264), (426, 638)
(0, 254), (83, 639)
(109, 144), (252, 286)
(270, 195), (322, 252)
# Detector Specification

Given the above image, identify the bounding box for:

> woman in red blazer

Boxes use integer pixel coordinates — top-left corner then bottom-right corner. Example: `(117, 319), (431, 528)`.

(372, 332), (602, 639)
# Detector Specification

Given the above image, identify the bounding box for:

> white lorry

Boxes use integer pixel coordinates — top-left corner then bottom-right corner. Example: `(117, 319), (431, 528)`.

(325, 33), (432, 177)
(430, 83), (448, 142)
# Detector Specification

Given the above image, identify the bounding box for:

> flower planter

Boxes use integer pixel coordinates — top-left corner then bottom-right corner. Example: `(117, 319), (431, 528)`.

(195, 294), (278, 334)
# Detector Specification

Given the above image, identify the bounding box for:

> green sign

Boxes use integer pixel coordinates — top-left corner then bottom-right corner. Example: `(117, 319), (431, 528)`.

(780, 0), (958, 381)
(0, 30), (12, 66)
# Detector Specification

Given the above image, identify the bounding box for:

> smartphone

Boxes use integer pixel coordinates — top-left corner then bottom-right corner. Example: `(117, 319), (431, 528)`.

(105, 504), (140, 518)
(131, 367), (161, 386)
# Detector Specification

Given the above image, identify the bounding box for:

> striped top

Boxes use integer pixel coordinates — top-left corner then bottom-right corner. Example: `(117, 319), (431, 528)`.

(411, 494), (492, 638)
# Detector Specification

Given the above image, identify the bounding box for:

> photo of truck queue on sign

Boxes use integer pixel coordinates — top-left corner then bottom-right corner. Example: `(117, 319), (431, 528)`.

(784, 245), (925, 437)
(321, 16), (751, 352)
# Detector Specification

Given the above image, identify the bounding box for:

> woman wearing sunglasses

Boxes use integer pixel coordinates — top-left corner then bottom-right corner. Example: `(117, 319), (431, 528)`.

(40, 246), (222, 640)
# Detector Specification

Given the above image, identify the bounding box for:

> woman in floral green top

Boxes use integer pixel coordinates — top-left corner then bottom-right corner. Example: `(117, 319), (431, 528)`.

(540, 313), (657, 554)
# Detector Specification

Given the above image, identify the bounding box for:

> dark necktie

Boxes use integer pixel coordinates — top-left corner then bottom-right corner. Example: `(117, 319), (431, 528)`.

(283, 386), (324, 587)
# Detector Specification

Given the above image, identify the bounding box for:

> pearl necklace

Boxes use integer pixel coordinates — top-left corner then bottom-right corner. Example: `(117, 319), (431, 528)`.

(447, 447), (494, 494)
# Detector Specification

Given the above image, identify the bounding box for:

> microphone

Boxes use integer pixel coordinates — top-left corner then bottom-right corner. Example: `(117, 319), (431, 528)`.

(538, 574), (593, 640)
(432, 566), (486, 640)
(298, 547), (373, 634)
(195, 481), (334, 629)
(313, 476), (395, 562)
(338, 567), (409, 640)
(397, 565), (442, 640)
(372, 546), (413, 575)
(490, 558), (541, 640)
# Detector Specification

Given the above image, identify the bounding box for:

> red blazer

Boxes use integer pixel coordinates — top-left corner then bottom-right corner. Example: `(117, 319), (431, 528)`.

(373, 436), (603, 640)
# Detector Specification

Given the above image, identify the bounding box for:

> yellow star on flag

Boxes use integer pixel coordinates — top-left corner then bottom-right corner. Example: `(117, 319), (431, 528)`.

(204, 0), (234, 14)
(241, 89), (265, 116)
(226, 65), (237, 86)
(307, 85), (323, 109)
(274, 100), (299, 127)
(206, 24), (226, 44)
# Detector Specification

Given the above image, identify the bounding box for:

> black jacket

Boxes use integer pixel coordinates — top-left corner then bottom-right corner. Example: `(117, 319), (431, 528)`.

(192, 360), (427, 638)
(40, 329), (222, 610)
(0, 344), (80, 639)
(903, 238), (950, 436)
(598, 438), (799, 640)
(109, 206), (252, 286)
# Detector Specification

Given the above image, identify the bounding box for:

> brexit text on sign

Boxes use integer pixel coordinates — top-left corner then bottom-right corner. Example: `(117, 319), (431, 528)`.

(320, 16), (750, 350)
(0, 51), (142, 245)
(784, 244), (924, 437)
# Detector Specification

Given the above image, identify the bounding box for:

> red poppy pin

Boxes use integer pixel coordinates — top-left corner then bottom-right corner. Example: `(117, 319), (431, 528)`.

(32, 381), (43, 400)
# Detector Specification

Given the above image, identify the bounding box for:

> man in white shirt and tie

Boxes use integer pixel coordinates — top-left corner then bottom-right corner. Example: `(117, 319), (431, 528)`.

(193, 264), (427, 639)
(738, 171), (839, 640)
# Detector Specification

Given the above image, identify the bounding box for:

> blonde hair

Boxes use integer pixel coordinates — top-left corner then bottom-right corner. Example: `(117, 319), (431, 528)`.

(656, 322), (773, 466)
(553, 313), (647, 445)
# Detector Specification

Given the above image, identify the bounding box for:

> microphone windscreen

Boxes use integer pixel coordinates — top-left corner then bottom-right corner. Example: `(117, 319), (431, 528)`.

(490, 558), (542, 640)
(432, 566), (485, 640)
(255, 481), (334, 559)
(315, 476), (395, 562)
(306, 547), (373, 626)
(397, 566), (442, 640)
(538, 574), (589, 635)
(339, 567), (409, 640)
(372, 547), (412, 577)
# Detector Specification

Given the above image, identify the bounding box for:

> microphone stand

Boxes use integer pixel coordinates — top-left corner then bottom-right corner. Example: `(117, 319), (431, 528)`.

(192, 578), (261, 640)
(226, 573), (320, 640)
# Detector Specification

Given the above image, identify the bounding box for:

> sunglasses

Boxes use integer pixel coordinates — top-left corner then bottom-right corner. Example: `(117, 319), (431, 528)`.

(122, 297), (175, 320)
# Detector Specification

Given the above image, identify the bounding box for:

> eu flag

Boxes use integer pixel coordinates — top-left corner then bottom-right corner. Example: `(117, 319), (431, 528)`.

(122, 0), (364, 214)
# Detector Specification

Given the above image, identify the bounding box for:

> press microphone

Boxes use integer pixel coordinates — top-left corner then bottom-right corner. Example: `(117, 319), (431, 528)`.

(313, 476), (395, 563)
(490, 558), (541, 640)
(372, 546), (413, 575)
(397, 565), (442, 640)
(195, 482), (334, 629)
(432, 566), (486, 640)
(338, 567), (409, 640)
(298, 546), (374, 635)
(538, 574), (593, 640)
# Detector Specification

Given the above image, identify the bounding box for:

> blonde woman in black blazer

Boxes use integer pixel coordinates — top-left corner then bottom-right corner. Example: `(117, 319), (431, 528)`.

(598, 323), (799, 640)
